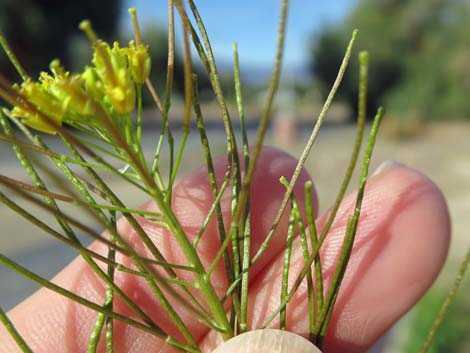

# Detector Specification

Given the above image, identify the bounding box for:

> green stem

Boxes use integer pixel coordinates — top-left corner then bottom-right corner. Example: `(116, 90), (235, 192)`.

(261, 107), (383, 331)
(0, 254), (195, 353)
(0, 306), (33, 353)
(87, 213), (116, 353)
(151, 0), (175, 186)
(60, 142), (207, 345)
(229, 0), (290, 255)
(64, 130), (230, 336)
(7, 116), (207, 343)
(105, 214), (117, 353)
(192, 77), (231, 261)
(182, 0), (239, 162)
(0, 32), (28, 80)
(175, 3), (242, 232)
(0, 190), (168, 344)
(232, 43), (250, 169)
(168, 124), (189, 197)
(192, 74), (241, 329)
(147, 186), (234, 338)
(239, 215), (251, 333)
(315, 108), (384, 346)
(252, 29), (358, 266)
(3, 117), (128, 337)
(87, 309), (107, 353)
(192, 177), (230, 248)
(136, 83), (143, 144)
(303, 181), (320, 338)
(167, 12), (192, 198)
(315, 50), (369, 259)
(6, 113), (148, 196)
(279, 177), (296, 329)
(233, 42), (252, 333)
(419, 248), (470, 353)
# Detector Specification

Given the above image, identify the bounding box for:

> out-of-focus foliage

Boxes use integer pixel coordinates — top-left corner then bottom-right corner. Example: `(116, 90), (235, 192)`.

(400, 279), (470, 353)
(0, 0), (121, 80)
(310, 0), (470, 120)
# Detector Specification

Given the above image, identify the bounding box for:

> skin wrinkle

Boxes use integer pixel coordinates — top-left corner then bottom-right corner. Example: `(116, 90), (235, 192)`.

(24, 291), (67, 351)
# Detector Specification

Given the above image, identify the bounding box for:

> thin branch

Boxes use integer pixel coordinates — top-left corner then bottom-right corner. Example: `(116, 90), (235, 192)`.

(0, 306), (33, 353)
(251, 29), (359, 265)
(419, 248), (470, 353)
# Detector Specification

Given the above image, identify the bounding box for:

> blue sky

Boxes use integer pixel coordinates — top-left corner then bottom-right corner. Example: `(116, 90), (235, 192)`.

(121, 1), (357, 69)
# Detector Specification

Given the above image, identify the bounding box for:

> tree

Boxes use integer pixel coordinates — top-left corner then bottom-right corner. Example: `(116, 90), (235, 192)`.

(309, 0), (469, 120)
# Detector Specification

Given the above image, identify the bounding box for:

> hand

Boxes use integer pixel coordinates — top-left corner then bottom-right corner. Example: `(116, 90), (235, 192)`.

(0, 148), (450, 353)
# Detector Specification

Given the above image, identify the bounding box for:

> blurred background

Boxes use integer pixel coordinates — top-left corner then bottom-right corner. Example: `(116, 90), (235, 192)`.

(1, 1), (469, 352)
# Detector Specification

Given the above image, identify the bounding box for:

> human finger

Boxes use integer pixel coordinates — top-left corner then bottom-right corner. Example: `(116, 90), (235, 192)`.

(0, 147), (317, 353)
(201, 164), (450, 353)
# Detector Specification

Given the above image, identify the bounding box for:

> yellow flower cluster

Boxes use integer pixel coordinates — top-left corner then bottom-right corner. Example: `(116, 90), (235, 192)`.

(10, 29), (151, 134)
(90, 41), (136, 114)
(11, 78), (64, 134)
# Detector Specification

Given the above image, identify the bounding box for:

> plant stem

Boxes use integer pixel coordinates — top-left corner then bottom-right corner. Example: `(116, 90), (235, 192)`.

(0, 254), (195, 353)
(418, 248), (470, 353)
(303, 181), (320, 337)
(0, 32), (28, 80)
(0, 191), (171, 345)
(315, 107), (384, 346)
(183, 0), (239, 164)
(261, 107), (383, 331)
(314, 50), (369, 259)
(252, 29), (359, 266)
(193, 75), (234, 281)
(105, 214), (117, 353)
(233, 43), (252, 333)
(87, 213), (116, 353)
(7, 114), (208, 342)
(230, 0), (290, 255)
(279, 177), (296, 330)
(60, 143), (208, 344)
(136, 83), (143, 145)
(0, 306), (33, 353)
(167, 11), (192, 198)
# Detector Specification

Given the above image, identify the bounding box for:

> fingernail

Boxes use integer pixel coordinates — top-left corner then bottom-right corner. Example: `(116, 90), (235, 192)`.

(372, 160), (404, 177)
(211, 329), (322, 353)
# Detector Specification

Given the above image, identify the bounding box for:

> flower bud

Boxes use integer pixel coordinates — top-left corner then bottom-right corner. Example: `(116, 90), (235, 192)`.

(11, 79), (63, 134)
(82, 67), (104, 102)
(127, 40), (151, 84)
(92, 40), (135, 113)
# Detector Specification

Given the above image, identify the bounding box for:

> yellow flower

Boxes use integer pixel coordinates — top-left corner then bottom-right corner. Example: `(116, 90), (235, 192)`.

(82, 66), (104, 102)
(40, 61), (96, 118)
(92, 41), (135, 113)
(11, 79), (63, 134)
(127, 40), (151, 84)
(55, 74), (97, 117)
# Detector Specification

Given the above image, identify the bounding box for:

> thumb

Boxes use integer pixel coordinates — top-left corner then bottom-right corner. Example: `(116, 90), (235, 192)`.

(212, 329), (321, 353)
